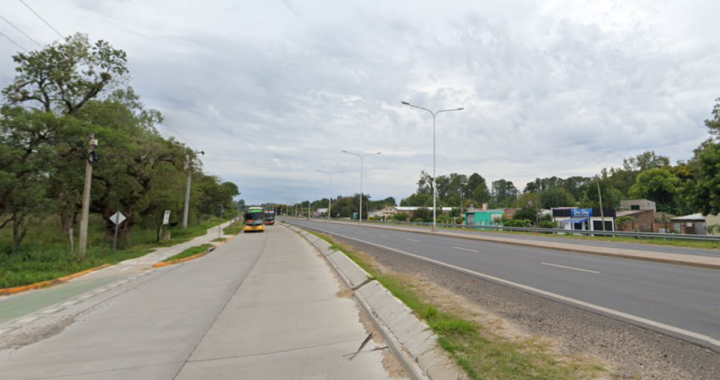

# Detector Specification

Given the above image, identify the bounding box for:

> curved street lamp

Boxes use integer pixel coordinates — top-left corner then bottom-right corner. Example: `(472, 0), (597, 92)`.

(401, 101), (463, 232)
(342, 151), (381, 224)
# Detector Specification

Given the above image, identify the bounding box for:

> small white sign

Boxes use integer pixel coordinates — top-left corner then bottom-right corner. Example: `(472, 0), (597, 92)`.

(163, 210), (171, 225)
(110, 212), (126, 225)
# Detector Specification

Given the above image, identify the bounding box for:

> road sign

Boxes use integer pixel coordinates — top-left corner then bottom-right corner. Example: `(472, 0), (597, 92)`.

(109, 212), (126, 254)
(110, 212), (126, 225)
(163, 210), (171, 225)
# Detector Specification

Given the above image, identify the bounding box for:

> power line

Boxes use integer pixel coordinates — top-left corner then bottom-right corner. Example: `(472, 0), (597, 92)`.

(0, 13), (43, 48)
(0, 29), (27, 51)
(18, 0), (64, 39)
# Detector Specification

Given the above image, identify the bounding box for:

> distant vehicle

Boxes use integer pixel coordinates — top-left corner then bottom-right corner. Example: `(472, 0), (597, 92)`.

(243, 207), (265, 233)
(264, 210), (276, 225)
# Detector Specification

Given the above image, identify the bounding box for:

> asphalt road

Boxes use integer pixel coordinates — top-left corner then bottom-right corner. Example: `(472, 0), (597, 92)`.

(336, 220), (720, 258)
(285, 218), (720, 349)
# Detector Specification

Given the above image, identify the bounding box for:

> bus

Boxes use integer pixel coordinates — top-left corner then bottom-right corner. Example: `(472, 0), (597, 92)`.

(243, 207), (265, 233)
(264, 210), (276, 225)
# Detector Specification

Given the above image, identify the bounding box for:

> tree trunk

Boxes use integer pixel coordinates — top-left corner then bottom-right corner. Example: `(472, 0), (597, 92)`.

(12, 213), (28, 254)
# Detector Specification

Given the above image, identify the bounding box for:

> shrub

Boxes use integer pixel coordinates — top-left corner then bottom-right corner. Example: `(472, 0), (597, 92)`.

(393, 213), (410, 222)
(539, 220), (557, 229)
(413, 218), (424, 223)
(504, 219), (531, 228)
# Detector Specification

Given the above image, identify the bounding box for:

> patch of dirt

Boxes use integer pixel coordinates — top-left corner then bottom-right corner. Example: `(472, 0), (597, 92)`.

(382, 349), (408, 378)
(0, 316), (74, 350)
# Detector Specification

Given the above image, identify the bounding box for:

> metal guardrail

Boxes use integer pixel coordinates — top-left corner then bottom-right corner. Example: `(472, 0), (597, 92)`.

(287, 217), (720, 243)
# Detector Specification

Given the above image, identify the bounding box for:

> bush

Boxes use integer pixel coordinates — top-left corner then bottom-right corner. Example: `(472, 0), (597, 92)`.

(616, 216), (634, 224)
(504, 219), (532, 228)
(393, 213), (410, 221)
(413, 218), (424, 223)
(539, 220), (557, 229)
(437, 215), (451, 224)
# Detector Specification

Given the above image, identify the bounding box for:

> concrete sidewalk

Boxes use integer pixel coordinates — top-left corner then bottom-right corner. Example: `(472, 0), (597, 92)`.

(296, 218), (720, 270)
(0, 221), (234, 326)
(174, 225), (403, 380)
(0, 223), (403, 380)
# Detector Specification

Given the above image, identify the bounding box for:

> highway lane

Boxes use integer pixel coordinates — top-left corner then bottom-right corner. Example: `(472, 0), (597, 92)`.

(286, 219), (720, 348)
(329, 220), (720, 258)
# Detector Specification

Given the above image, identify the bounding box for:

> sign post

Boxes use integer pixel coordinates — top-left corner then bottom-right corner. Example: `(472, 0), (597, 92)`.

(109, 212), (127, 253)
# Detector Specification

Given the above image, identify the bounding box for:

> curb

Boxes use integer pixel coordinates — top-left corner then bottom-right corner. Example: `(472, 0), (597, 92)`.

(152, 233), (238, 268)
(303, 219), (720, 270)
(0, 264), (112, 297)
(286, 224), (462, 380)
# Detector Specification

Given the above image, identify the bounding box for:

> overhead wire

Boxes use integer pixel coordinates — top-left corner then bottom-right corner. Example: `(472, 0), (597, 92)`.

(0, 13), (43, 48)
(0, 29), (27, 51)
(18, 0), (64, 39)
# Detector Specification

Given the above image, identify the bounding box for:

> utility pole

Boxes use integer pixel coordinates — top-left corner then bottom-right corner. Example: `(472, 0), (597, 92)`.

(78, 134), (98, 260)
(182, 150), (204, 229)
(317, 170), (344, 220)
(596, 175), (606, 232)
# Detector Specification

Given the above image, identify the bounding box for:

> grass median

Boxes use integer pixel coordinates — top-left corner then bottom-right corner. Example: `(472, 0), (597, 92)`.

(223, 222), (243, 235)
(162, 244), (213, 263)
(0, 216), (229, 289)
(310, 230), (605, 380)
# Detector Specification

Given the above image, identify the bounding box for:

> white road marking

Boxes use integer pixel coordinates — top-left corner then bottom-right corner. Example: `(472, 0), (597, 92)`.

(60, 301), (80, 307)
(318, 229), (720, 350)
(120, 267), (131, 272)
(453, 246), (480, 253)
(78, 294), (95, 299)
(93, 288), (108, 293)
(15, 316), (39, 324)
(406, 238), (422, 243)
(542, 262), (600, 274)
(39, 308), (64, 315)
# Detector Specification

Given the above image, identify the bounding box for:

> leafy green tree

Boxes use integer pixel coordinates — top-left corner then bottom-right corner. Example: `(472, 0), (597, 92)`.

(540, 187), (576, 209)
(629, 168), (682, 211)
(491, 179), (519, 207)
(413, 207), (431, 222)
(393, 213), (410, 221)
(687, 141), (720, 215)
(623, 151), (670, 172)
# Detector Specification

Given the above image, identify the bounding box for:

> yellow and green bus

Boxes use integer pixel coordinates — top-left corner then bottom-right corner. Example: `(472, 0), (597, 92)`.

(243, 206), (266, 233)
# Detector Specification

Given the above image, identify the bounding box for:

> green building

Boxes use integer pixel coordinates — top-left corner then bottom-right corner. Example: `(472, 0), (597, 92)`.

(465, 210), (504, 227)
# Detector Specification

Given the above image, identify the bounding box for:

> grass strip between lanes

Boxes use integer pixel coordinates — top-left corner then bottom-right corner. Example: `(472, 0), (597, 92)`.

(0, 217), (229, 289)
(161, 244), (214, 263)
(223, 222), (243, 235)
(307, 229), (606, 380)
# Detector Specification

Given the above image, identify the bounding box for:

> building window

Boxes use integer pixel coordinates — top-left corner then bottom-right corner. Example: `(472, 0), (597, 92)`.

(631, 205), (640, 210)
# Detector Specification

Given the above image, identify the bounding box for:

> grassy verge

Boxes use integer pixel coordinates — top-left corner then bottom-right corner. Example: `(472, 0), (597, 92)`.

(309, 230), (605, 380)
(212, 237), (227, 242)
(357, 220), (720, 251)
(223, 222), (243, 235)
(162, 244), (213, 262)
(0, 216), (229, 289)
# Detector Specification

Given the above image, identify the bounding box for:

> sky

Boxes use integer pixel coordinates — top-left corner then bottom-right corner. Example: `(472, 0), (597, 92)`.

(1, 0), (719, 205)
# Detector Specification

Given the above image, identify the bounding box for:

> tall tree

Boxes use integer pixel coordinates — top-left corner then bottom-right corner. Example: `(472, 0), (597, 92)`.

(629, 168), (682, 211)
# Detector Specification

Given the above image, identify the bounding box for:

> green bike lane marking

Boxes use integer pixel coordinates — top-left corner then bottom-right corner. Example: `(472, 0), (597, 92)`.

(0, 275), (123, 325)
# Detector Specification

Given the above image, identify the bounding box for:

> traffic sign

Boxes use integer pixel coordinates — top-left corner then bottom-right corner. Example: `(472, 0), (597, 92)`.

(110, 212), (126, 225)
(163, 210), (171, 225)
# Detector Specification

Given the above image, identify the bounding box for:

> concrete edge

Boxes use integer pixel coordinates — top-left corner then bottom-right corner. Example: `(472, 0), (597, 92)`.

(0, 264), (112, 297)
(305, 219), (720, 270)
(285, 223), (456, 380)
(152, 232), (240, 268)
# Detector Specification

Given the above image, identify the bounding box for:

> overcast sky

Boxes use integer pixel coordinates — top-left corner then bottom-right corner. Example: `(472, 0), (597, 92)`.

(1, 0), (719, 205)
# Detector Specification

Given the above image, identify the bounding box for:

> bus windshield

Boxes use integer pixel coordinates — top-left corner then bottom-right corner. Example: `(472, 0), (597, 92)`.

(245, 210), (264, 225)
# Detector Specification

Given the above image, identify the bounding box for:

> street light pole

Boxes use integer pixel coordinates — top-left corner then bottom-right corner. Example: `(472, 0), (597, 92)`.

(317, 170), (344, 220)
(183, 150), (205, 229)
(301, 180), (322, 219)
(402, 101), (464, 232)
(342, 151), (381, 224)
